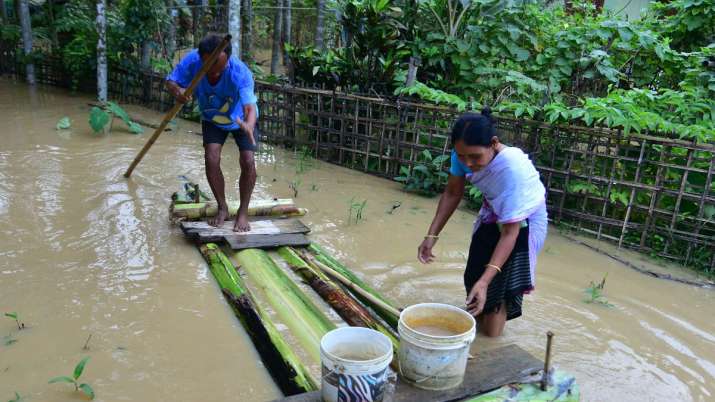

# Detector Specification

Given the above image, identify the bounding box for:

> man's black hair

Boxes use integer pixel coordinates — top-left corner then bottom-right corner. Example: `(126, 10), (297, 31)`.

(198, 34), (232, 57)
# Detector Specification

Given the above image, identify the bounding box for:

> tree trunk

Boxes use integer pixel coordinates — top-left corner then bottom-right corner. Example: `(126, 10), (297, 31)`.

(96, 0), (107, 102)
(228, 0), (241, 58)
(192, 0), (200, 46)
(167, 0), (177, 62)
(1, 0), (9, 24)
(406, 56), (421, 86)
(141, 40), (152, 69)
(14, 0), (19, 22)
(315, 0), (325, 50)
(200, 0), (208, 38)
(241, 0), (253, 62)
(281, 0), (291, 67)
(18, 0), (34, 85)
(47, 0), (59, 51)
(270, 0), (282, 75)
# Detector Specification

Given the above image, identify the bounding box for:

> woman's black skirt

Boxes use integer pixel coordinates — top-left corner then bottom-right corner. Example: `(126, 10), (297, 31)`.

(464, 222), (532, 321)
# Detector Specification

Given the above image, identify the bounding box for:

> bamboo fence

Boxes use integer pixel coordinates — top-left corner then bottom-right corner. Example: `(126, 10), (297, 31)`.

(1, 47), (712, 272)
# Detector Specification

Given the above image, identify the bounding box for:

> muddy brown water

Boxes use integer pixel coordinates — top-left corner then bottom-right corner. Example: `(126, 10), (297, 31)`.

(1, 78), (714, 401)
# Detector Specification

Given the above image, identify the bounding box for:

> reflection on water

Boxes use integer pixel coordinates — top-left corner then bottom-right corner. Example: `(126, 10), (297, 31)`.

(1, 78), (714, 402)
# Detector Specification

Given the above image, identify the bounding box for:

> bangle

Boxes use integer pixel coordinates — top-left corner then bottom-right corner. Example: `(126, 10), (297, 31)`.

(424, 234), (439, 239)
(486, 264), (502, 273)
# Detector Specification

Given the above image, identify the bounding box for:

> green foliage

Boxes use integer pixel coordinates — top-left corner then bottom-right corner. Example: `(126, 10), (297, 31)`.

(290, 0), (714, 141)
(49, 357), (94, 400)
(295, 146), (314, 174)
(583, 274), (613, 307)
(89, 107), (110, 133)
(289, 0), (409, 92)
(347, 197), (368, 224)
(465, 182), (483, 210)
(289, 178), (302, 198)
(3, 334), (18, 346)
(8, 391), (23, 402)
(56, 117), (71, 130)
(89, 103), (144, 134)
(0, 24), (21, 45)
(4, 312), (23, 330)
(395, 150), (450, 196)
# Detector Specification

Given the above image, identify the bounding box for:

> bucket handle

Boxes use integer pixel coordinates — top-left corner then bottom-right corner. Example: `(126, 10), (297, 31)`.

(398, 355), (459, 384)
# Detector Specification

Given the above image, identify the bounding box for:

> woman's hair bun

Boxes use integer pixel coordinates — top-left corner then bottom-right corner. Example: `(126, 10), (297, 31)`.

(481, 106), (493, 119)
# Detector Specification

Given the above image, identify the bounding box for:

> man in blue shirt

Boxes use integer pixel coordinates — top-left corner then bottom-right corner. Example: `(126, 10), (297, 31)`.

(166, 34), (258, 231)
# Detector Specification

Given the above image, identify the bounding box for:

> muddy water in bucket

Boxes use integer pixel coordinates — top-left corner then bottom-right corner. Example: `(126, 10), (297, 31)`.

(321, 327), (393, 402)
(398, 303), (476, 390)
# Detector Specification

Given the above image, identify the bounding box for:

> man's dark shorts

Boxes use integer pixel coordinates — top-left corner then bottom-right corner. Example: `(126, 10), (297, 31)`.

(202, 120), (259, 152)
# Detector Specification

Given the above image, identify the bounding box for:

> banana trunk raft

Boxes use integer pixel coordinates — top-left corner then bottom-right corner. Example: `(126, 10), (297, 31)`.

(170, 195), (579, 401)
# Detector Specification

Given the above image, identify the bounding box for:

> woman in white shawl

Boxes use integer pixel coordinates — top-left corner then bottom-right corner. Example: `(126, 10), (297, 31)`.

(418, 109), (547, 337)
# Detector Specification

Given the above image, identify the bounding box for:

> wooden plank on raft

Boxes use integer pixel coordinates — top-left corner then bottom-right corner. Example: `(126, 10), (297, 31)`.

(225, 234), (311, 250)
(274, 344), (543, 402)
(181, 218), (311, 242)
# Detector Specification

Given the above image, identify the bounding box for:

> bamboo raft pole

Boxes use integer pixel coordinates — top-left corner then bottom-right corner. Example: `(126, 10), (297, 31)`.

(170, 199), (307, 221)
(232, 248), (336, 364)
(198, 243), (318, 395)
(307, 243), (401, 329)
(279, 247), (399, 350)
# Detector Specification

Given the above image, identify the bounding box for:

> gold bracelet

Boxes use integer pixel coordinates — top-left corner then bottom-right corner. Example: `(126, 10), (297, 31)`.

(424, 234), (439, 239)
(486, 264), (502, 273)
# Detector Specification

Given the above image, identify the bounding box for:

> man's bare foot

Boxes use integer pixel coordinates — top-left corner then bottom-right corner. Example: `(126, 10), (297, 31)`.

(233, 211), (251, 232)
(208, 208), (229, 227)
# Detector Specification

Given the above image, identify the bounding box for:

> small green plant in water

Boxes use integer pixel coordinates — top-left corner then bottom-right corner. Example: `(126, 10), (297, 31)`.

(386, 201), (402, 215)
(295, 146), (314, 174)
(311, 183), (320, 191)
(395, 150), (450, 196)
(584, 274), (613, 307)
(49, 357), (95, 400)
(89, 102), (144, 135)
(56, 117), (71, 130)
(348, 198), (368, 224)
(8, 391), (23, 402)
(4, 313), (24, 330)
(289, 179), (302, 198)
(3, 334), (18, 346)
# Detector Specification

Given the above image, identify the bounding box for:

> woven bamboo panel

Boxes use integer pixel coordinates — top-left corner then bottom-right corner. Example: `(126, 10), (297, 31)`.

(256, 82), (715, 271)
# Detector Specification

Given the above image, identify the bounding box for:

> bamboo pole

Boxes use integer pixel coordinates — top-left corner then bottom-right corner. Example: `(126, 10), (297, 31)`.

(302, 250), (401, 322)
(198, 243), (317, 395)
(278, 247), (399, 352)
(170, 199), (306, 220)
(307, 243), (401, 329)
(124, 34), (231, 178)
(232, 248), (336, 363)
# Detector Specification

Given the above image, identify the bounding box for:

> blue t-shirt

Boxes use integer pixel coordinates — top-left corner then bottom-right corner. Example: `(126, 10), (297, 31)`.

(166, 50), (258, 130)
(449, 150), (471, 176)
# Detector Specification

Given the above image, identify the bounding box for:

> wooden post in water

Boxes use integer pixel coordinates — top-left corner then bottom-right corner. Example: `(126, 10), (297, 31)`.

(123, 35), (231, 178)
(541, 331), (554, 391)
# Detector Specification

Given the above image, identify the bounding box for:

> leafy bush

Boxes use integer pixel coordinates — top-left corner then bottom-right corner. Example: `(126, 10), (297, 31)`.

(395, 150), (450, 196)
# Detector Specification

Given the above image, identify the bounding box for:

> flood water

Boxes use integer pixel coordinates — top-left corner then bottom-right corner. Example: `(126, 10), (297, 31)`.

(1, 78), (714, 402)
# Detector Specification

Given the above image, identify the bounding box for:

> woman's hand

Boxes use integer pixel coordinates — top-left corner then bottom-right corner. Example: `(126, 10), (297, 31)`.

(418, 237), (437, 263)
(466, 280), (488, 317)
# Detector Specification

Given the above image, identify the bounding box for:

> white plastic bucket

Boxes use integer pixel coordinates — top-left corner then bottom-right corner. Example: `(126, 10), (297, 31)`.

(320, 327), (393, 402)
(397, 303), (476, 390)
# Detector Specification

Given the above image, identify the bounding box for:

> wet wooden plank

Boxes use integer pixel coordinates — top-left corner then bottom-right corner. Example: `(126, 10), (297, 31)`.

(225, 233), (311, 250)
(274, 344), (542, 402)
(390, 344), (542, 402)
(181, 218), (310, 243)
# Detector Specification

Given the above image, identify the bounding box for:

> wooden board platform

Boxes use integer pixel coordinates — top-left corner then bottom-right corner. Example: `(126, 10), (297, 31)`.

(275, 344), (542, 402)
(180, 218), (311, 250)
